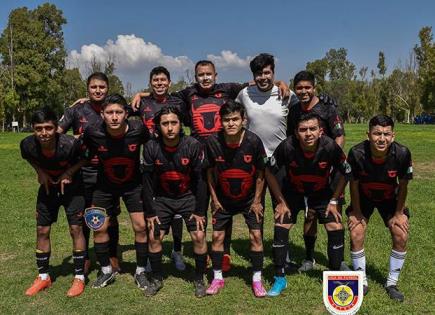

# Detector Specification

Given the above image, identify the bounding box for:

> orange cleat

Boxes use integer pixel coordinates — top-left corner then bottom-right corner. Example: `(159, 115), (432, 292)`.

(110, 257), (121, 274)
(67, 278), (85, 297)
(25, 276), (52, 296)
(222, 254), (231, 272)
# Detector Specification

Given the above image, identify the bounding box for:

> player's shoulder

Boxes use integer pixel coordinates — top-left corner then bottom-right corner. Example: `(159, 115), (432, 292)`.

(205, 132), (220, 145)
(319, 134), (336, 148)
(182, 134), (201, 147)
(391, 141), (411, 158)
(58, 133), (78, 150)
(349, 140), (368, 157)
(244, 129), (263, 144)
(128, 119), (146, 132)
(20, 134), (36, 149)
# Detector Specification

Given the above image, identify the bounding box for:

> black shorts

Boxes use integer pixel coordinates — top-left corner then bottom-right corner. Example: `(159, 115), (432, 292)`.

(346, 198), (410, 227)
(212, 200), (263, 231)
(154, 195), (202, 233)
(84, 181), (121, 216)
(92, 184), (143, 216)
(36, 184), (84, 226)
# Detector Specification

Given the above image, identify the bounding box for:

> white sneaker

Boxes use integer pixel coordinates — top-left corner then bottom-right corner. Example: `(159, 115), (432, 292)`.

(171, 251), (186, 271)
(298, 259), (315, 272)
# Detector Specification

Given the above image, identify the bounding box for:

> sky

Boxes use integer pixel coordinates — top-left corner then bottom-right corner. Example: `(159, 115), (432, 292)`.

(1, 0), (434, 91)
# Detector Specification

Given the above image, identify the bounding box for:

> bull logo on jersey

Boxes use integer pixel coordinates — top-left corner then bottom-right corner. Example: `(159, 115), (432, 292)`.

(319, 161), (328, 169)
(143, 117), (155, 132)
(191, 103), (222, 137)
(160, 171), (190, 194)
(103, 157), (135, 184)
(361, 182), (395, 202)
(288, 171), (328, 193)
(244, 155), (253, 163)
(218, 168), (255, 200)
(181, 158), (190, 166)
(98, 145), (108, 152)
(387, 170), (397, 178)
(128, 144), (138, 152)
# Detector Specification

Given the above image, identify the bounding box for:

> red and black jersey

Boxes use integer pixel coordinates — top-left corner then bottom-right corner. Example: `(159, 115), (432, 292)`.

(82, 120), (149, 189)
(287, 101), (345, 139)
(175, 83), (246, 143)
(347, 140), (413, 202)
(20, 133), (81, 183)
(59, 101), (103, 135)
(142, 135), (207, 216)
(270, 135), (350, 195)
(206, 129), (267, 208)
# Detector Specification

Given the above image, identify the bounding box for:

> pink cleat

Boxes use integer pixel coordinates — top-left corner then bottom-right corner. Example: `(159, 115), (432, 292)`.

(206, 279), (225, 295)
(252, 280), (267, 298)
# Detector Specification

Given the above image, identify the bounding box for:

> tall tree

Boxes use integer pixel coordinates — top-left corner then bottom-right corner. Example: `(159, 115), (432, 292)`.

(377, 51), (387, 77)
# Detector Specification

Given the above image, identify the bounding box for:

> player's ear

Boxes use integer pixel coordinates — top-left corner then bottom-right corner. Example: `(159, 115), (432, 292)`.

(366, 130), (370, 140)
(391, 131), (395, 142)
(319, 127), (324, 136)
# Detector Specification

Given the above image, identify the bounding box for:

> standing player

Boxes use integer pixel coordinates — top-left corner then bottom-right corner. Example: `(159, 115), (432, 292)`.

(58, 72), (121, 274)
(346, 115), (412, 301)
(142, 105), (208, 297)
(205, 101), (268, 297)
(287, 70), (346, 272)
(21, 108), (86, 297)
(266, 113), (350, 296)
(81, 94), (150, 289)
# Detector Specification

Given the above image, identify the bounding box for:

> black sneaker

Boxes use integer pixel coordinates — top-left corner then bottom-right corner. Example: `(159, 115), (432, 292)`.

(385, 285), (404, 302)
(92, 272), (115, 288)
(134, 272), (150, 290)
(144, 278), (163, 297)
(194, 279), (206, 298)
(284, 261), (299, 273)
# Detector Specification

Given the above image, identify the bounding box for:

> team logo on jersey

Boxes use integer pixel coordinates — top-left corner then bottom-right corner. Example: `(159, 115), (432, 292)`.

(155, 159), (163, 165)
(289, 161), (298, 168)
(387, 170), (397, 178)
(84, 207), (107, 231)
(323, 271), (364, 315)
(319, 161), (328, 169)
(98, 145), (108, 152)
(214, 92), (222, 98)
(244, 155), (252, 163)
(215, 156), (225, 162)
(128, 144), (138, 152)
(181, 158), (190, 166)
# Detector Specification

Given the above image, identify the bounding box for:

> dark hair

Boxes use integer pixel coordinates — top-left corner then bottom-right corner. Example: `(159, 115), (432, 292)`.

(369, 114), (394, 130)
(219, 100), (246, 119)
(295, 112), (321, 129)
(87, 72), (109, 87)
(250, 53), (275, 74)
(194, 60), (216, 73)
(293, 70), (315, 87)
(153, 105), (183, 126)
(31, 107), (58, 126)
(102, 94), (128, 110)
(149, 66), (171, 83)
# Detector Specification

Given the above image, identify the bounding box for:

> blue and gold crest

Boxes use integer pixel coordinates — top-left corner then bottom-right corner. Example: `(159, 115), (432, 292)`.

(84, 207), (107, 231)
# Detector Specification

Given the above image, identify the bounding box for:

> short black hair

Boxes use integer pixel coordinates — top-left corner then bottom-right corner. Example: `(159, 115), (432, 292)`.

(293, 70), (315, 87)
(195, 60), (216, 73)
(87, 72), (109, 87)
(369, 114), (394, 130)
(295, 112), (321, 129)
(250, 53), (275, 74)
(219, 100), (246, 120)
(102, 94), (128, 110)
(31, 107), (58, 126)
(149, 66), (171, 83)
(153, 105), (183, 126)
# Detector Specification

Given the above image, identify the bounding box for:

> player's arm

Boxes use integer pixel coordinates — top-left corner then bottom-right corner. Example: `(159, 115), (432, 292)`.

(265, 167), (291, 224)
(28, 160), (55, 195)
(142, 147), (161, 232)
(207, 168), (224, 215)
(57, 107), (75, 134)
(130, 92), (150, 111)
(250, 169), (265, 223)
(189, 145), (207, 231)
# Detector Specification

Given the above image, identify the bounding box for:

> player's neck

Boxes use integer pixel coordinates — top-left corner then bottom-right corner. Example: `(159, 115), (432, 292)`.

(301, 96), (319, 111)
(163, 135), (180, 147)
(224, 129), (245, 145)
(301, 142), (318, 154)
(370, 147), (387, 160)
(106, 122), (128, 138)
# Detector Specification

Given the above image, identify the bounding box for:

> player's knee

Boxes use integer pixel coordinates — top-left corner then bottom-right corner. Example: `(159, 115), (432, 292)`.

(349, 224), (365, 245)
(325, 221), (343, 232)
(391, 227), (408, 248)
(37, 226), (50, 238)
(69, 224), (82, 238)
(249, 230), (263, 248)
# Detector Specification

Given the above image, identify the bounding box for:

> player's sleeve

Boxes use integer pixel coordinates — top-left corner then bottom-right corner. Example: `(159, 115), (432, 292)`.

(398, 147), (413, 180)
(254, 137), (267, 171)
(70, 137), (83, 163)
(191, 142), (208, 215)
(80, 129), (95, 161)
(286, 108), (296, 137)
(346, 148), (359, 181)
(221, 82), (247, 100)
(205, 138), (216, 169)
(332, 142), (351, 179)
(142, 143), (156, 217)
(289, 91), (299, 108)
(58, 107), (74, 132)
(327, 107), (345, 138)
(268, 140), (286, 173)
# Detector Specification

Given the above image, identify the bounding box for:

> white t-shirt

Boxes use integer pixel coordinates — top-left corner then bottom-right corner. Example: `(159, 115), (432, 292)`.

(236, 85), (299, 157)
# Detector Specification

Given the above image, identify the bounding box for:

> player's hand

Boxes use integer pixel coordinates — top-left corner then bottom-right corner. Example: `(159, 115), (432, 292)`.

(276, 81), (290, 100)
(131, 93), (142, 111)
(57, 172), (72, 195)
(389, 213), (409, 234)
(318, 93), (337, 107)
(189, 214), (206, 231)
(274, 201), (291, 224)
(249, 201), (264, 223)
(211, 199), (224, 215)
(347, 211), (367, 231)
(36, 169), (55, 195)
(146, 216), (161, 235)
(69, 98), (89, 107)
(325, 203), (342, 223)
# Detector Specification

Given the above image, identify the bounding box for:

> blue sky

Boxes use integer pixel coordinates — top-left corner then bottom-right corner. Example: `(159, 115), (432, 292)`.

(1, 0), (434, 91)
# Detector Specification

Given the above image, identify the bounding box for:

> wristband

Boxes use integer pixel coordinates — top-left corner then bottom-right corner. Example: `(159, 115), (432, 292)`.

(329, 199), (338, 205)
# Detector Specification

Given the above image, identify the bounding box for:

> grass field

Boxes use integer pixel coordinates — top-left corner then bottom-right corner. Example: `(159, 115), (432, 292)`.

(0, 124), (434, 314)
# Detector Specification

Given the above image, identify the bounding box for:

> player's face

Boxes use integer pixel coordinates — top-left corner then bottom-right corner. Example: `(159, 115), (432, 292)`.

(221, 111), (243, 136)
(101, 103), (127, 131)
(254, 65), (274, 91)
(195, 64), (216, 90)
(367, 125), (395, 154)
(150, 73), (171, 96)
(295, 80), (315, 104)
(33, 121), (57, 145)
(159, 113), (181, 140)
(296, 118), (321, 150)
(88, 79), (108, 103)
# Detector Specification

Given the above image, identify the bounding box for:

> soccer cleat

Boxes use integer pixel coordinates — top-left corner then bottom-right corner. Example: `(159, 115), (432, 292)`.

(92, 272), (115, 288)
(222, 254), (231, 272)
(252, 280), (267, 298)
(385, 285), (404, 302)
(284, 261), (299, 273)
(267, 276), (287, 297)
(134, 272), (150, 290)
(340, 262), (352, 271)
(298, 259), (315, 272)
(66, 278), (85, 297)
(110, 257), (121, 275)
(25, 276), (52, 296)
(171, 251), (186, 271)
(144, 278), (163, 297)
(194, 279), (207, 298)
(206, 279), (225, 295)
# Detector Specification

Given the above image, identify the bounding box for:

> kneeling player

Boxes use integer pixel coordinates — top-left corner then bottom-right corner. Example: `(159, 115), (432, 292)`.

(143, 105), (208, 297)
(347, 115), (412, 302)
(206, 100), (267, 297)
(81, 94), (150, 289)
(266, 113), (350, 296)
(21, 108), (86, 297)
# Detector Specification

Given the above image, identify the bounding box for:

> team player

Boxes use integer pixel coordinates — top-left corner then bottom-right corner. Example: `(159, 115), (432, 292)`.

(287, 70), (346, 272)
(21, 108), (86, 297)
(81, 94), (150, 289)
(266, 113), (350, 296)
(58, 72), (121, 274)
(346, 115), (412, 301)
(142, 105), (208, 297)
(206, 100), (268, 297)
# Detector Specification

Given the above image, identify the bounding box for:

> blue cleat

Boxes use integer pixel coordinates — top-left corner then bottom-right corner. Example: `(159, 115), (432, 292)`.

(267, 276), (287, 297)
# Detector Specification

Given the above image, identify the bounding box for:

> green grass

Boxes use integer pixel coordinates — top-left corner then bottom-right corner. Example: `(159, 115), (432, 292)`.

(0, 124), (434, 314)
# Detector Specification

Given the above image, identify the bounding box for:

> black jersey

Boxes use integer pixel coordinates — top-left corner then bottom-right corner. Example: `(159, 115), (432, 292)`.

(20, 133), (81, 182)
(347, 140), (413, 202)
(59, 101), (102, 135)
(175, 83), (246, 143)
(270, 135), (350, 195)
(287, 101), (345, 139)
(142, 135), (207, 216)
(206, 129), (267, 208)
(82, 120), (149, 188)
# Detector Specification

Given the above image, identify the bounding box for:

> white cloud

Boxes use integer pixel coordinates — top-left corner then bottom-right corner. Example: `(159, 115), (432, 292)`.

(207, 50), (252, 69)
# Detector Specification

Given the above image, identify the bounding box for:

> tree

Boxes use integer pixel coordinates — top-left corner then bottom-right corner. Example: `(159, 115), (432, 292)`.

(63, 68), (86, 107)
(377, 51), (387, 77)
